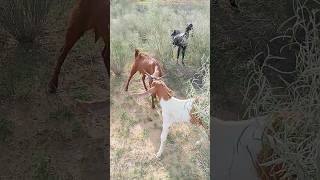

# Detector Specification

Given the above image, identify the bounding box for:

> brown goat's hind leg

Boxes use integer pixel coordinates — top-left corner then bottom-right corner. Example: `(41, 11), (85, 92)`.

(151, 95), (155, 109)
(48, 28), (83, 93)
(142, 74), (148, 91)
(125, 66), (137, 91)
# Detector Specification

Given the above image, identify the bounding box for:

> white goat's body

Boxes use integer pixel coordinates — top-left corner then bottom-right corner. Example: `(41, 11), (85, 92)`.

(160, 97), (194, 124)
(156, 97), (195, 158)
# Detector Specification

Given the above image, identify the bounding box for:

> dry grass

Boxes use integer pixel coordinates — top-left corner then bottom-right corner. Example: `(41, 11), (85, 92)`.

(0, 0), (51, 43)
(110, 76), (209, 179)
(110, 0), (209, 76)
(244, 0), (320, 179)
(110, 1), (210, 179)
(0, 0), (108, 178)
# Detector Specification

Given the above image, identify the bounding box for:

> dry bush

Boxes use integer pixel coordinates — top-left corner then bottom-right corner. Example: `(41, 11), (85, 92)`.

(0, 0), (52, 43)
(244, 0), (320, 179)
(187, 56), (210, 178)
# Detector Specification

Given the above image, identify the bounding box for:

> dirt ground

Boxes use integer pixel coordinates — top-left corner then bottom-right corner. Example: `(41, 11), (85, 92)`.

(0, 3), (109, 179)
(212, 0), (292, 120)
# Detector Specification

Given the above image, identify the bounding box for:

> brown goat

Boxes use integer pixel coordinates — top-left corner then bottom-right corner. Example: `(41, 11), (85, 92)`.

(125, 49), (162, 108)
(48, 0), (109, 93)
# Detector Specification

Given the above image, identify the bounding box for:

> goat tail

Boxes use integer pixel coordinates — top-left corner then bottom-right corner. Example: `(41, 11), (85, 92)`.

(190, 112), (209, 131)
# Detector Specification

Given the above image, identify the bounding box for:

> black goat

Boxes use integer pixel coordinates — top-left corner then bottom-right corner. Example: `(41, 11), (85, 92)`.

(171, 23), (193, 66)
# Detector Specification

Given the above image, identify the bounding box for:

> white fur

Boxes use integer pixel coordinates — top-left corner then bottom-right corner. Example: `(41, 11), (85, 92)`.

(156, 97), (195, 158)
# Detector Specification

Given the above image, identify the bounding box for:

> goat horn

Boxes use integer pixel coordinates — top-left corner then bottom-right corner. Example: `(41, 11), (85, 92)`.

(161, 74), (166, 78)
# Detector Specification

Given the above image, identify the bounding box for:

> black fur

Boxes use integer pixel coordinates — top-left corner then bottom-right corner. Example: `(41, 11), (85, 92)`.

(171, 23), (193, 66)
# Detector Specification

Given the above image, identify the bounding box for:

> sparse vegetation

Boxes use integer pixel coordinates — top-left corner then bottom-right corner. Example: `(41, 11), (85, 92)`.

(0, 0), (52, 43)
(0, 0), (107, 178)
(244, 0), (320, 179)
(187, 56), (210, 128)
(31, 153), (56, 180)
(186, 56), (210, 178)
(110, 0), (209, 76)
(49, 105), (74, 122)
(142, 128), (149, 139)
(111, 0), (210, 179)
(0, 116), (13, 143)
(118, 110), (140, 138)
(70, 85), (93, 101)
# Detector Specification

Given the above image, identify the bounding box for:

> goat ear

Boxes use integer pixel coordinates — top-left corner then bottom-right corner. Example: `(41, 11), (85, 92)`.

(135, 48), (140, 57)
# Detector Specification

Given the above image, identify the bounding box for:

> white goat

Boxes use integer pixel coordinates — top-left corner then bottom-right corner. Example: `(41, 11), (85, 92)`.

(131, 76), (208, 158)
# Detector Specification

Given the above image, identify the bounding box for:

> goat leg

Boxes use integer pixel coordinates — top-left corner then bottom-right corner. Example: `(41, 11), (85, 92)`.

(101, 44), (110, 76)
(125, 66), (137, 91)
(141, 74), (148, 91)
(148, 79), (156, 109)
(151, 95), (156, 109)
(48, 28), (83, 93)
(177, 47), (181, 64)
(156, 123), (170, 158)
(181, 47), (186, 66)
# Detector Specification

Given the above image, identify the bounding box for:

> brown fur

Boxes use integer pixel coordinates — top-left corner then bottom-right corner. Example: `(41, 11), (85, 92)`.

(189, 104), (209, 138)
(148, 80), (172, 101)
(256, 111), (303, 180)
(148, 80), (209, 134)
(125, 49), (163, 108)
(48, 0), (110, 93)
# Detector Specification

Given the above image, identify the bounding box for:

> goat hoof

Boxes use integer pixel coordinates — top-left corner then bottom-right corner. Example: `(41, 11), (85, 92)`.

(196, 140), (201, 146)
(155, 153), (162, 159)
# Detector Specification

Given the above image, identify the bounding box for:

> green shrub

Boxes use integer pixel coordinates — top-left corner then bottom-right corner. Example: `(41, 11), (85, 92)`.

(110, 38), (130, 76)
(0, 0), (52, 43)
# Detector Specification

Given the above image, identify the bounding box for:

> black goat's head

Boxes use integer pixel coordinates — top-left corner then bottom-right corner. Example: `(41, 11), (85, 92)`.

(186, 23), (193, 31)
